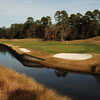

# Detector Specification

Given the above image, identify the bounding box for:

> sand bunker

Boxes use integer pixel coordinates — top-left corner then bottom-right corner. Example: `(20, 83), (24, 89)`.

(19, 48), (31, 53)
(53, 53), (93, 60)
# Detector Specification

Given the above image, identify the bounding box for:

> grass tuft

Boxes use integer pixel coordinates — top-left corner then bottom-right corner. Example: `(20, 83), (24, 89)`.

(0, 66), (71, 100)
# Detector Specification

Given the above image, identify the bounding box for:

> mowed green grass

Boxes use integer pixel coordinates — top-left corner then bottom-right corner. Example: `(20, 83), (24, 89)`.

(1, 39), (100, 54)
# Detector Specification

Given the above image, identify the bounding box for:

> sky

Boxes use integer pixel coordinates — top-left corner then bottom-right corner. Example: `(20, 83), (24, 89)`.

(0, 0), (100, 27)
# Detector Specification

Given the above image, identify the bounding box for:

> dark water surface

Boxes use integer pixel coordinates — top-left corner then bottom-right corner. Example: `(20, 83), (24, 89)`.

(0, 46), (100, 100)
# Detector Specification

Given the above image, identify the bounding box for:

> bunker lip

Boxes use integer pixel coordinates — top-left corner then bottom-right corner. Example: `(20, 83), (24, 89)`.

(53, 53), (93, 60)
(1, 43), (100, 74)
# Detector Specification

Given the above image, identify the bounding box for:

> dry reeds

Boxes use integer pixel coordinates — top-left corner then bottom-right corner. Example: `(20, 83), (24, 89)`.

(0, 66), (71, 100)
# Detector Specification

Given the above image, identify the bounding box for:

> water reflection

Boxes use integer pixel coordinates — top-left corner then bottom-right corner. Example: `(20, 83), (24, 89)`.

(0, 44), (21, 59)
(55, 69), (100, 86)
(55, 70), (68, 77)
(0, 44), (11, 55)
(0, 44), (42, 67)
(94, 75), (100, 84)
(0, 44), (100, 100)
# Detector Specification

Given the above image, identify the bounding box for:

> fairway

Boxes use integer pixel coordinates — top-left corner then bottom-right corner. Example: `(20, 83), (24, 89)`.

(1, 37), (100, 54)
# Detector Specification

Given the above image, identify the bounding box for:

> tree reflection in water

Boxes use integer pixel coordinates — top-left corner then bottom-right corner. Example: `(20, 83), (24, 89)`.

(94, 75), (100, 84)
(55, 70), (68, 77)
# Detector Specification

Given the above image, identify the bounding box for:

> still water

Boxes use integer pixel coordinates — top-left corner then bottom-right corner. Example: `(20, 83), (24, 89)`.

(0, 46), (100, 100)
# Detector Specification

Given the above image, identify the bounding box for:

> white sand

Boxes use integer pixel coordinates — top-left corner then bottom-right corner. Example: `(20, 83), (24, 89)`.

(53, 53), (93, 60)
(19, 48), (31, 53)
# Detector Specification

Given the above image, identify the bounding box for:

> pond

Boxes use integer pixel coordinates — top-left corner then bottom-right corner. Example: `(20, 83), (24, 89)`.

(0, 45), (100, 100)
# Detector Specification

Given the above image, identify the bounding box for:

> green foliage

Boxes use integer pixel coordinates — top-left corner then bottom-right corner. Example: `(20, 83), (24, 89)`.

(0, 9), (100, 40)
(54, 10), (69, 41)
(2, 39), (100, 54)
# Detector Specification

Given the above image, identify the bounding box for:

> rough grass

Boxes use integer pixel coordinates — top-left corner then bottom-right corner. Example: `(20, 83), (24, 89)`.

(1, 37), (100, 54)
(0, 66), (71, 100)
(1, 37), (100, 73)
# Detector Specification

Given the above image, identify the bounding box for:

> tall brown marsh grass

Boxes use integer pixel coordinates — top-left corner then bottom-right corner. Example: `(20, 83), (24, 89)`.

(0, 66), (71, 100)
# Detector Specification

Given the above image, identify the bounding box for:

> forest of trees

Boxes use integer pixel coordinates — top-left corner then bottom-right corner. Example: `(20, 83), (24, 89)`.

(0, 9), (100, 41)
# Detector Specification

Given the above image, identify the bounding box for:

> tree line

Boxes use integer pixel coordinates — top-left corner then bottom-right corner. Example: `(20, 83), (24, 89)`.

(0, 9), (100, 41)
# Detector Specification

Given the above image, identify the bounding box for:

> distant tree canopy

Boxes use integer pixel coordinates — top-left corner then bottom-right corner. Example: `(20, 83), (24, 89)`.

(0, 9), (100, 41)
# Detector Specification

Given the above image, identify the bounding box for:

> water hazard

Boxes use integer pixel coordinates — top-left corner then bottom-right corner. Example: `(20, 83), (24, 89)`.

(0, 45), (100, 100)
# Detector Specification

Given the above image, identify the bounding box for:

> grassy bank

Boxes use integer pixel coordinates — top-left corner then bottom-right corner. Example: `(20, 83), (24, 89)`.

(1, 37), (100, 74)
(0, 66), (71, 100)
(1, 36), (100, 54)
